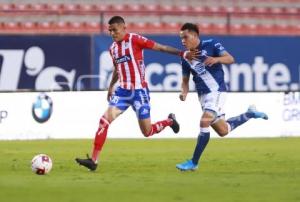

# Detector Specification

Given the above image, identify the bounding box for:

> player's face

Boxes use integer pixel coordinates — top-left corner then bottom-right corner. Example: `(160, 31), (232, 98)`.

(179, 30), (199, 50)
(108, 23), (126, 42)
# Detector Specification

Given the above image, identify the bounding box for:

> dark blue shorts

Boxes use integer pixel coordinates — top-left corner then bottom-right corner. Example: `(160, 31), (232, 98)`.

(109, 87), (151, 119)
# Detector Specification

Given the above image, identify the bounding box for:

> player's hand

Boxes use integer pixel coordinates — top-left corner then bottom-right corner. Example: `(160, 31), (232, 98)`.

(179, 92), (187, 101)
(107, 88), (113, 101)
(183, 50), (200, 60)
(204, 56), (219, 67)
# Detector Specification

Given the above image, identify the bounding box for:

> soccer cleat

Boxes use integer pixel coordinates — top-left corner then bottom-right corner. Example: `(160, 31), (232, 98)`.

(168, 113), (180, 133)
(176, 159), (198, 171)
(75, 154), (98, 171)
(247, 105), (268, 120)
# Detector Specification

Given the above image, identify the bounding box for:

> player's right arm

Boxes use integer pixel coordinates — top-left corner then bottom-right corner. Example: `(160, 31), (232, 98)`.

(180, 75), (190, 101)
(152, 42), (199, 60)
(107, 65), (118, 101)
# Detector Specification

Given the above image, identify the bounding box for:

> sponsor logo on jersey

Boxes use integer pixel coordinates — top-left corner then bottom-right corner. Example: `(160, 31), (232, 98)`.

(115, 55), (131, 64)
(124, 42), (130, 49)
(193, 61), (206, 76)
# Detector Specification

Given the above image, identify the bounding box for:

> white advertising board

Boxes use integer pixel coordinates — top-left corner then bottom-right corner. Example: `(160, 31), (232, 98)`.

(0, 91), (299, 140)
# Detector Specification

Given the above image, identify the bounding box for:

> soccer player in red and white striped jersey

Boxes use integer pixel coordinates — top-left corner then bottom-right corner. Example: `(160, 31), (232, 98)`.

(109, 32), (152, 90)
(75, 16), (197, 171)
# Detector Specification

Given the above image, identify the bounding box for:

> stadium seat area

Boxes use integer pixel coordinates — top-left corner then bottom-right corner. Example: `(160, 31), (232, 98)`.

(0, 0), (299, 35)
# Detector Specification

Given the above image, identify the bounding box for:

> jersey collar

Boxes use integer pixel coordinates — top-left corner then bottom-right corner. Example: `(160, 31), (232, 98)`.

(116, 33), (130, 44)
(122, 33), (130, 41)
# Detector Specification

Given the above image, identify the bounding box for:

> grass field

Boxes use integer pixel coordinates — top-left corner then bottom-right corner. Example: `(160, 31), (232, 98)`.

(0, 138), (299, 202)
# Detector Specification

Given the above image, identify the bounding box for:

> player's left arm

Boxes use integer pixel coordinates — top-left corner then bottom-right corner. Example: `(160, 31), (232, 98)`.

(204, 51), (235, 67)
(152, 42), (199, 60)
(135, 34), (199, 59)
(204, 41), (235, 66)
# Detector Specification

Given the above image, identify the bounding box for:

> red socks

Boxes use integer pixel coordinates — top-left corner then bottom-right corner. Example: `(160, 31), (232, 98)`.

(91, 117), (172, 161)
(146, 119), (172, 137)
(92, 116), (110, 162)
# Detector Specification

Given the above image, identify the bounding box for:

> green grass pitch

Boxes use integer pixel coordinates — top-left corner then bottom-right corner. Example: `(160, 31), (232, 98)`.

(0, 138), (299, 202)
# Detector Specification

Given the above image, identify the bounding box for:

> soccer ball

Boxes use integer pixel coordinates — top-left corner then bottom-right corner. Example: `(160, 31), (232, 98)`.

(32, 93), (53, 123)
(31, 154), (53, 175)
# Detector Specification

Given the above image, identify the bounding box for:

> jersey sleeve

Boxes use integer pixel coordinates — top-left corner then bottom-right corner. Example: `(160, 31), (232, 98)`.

(212, 39), (226, 56)
(134, 34), (155, 49)
(181, 59), (191, 77)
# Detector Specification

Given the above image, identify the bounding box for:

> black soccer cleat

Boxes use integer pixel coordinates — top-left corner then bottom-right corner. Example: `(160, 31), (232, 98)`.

(168, 113), (180, 133)
(75, 154), (98, 171)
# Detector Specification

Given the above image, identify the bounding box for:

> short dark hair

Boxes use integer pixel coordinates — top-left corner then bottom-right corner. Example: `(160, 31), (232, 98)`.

(108, 16), (125, 25)
(180, 23), (199, 35)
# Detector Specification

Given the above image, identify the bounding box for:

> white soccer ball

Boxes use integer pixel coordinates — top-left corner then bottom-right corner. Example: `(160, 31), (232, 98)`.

(31, 154), (53, 175)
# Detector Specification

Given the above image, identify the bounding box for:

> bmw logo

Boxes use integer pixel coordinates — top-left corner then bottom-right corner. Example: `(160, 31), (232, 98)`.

(32, 93), (53, 123)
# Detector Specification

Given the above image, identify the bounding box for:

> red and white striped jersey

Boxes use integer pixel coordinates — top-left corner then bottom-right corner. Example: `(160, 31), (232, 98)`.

(109, 33), (155, 89)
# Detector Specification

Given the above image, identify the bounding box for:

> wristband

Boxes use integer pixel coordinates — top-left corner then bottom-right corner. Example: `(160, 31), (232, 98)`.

(179, 51), (184, 57)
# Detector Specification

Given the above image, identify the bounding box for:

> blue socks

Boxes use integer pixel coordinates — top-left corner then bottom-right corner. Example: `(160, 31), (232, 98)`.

(192, 127), (210, 165)
(191, 112), (255, 165)
(226, 112), (252, 131)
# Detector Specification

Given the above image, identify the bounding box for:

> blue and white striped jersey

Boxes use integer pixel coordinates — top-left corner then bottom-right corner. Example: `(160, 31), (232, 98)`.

(181, 39), (227, 95)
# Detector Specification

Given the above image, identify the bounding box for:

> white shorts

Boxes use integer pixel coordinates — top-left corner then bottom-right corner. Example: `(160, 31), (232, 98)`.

(198, 91), (226, 118)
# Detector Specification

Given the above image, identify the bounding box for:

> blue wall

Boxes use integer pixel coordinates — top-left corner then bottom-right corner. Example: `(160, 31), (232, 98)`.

(94, 35), (300, 92)
(0, 35), (90, 91)
(0, 34), (298, 92)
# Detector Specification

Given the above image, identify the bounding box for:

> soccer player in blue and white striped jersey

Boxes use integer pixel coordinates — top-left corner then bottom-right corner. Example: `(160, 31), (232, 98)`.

(176, 23), (268, 171)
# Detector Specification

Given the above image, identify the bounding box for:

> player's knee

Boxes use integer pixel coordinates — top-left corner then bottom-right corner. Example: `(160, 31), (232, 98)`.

(142, 130), (148, 137)
(200, 112), (216, 127)
(106, 107), (122, 122)
(143, 130), (151, 137)
(99, 116), (110, 129)
(200, 120), (211, 128)
(216, 129), (229, 137)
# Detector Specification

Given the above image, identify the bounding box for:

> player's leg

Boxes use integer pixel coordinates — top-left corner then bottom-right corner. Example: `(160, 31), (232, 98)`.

(191, 110), (215, 164)
(176, 110), (215, 171)
(75, 106), (123, 171)
(133, 88), (179, 137)
(75, 87), (130, 171)
(138, 114), (179, 137)
(177, 92), (220, 171)
(208, 91), (230, 137)
(91, 88), (132, 163)
(211, 105), (268, 137)
(91, 106), (122, 162)
(190, 92), (222, 166)
(211, 118), (230, 137)
(226, 105), (268, 131)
